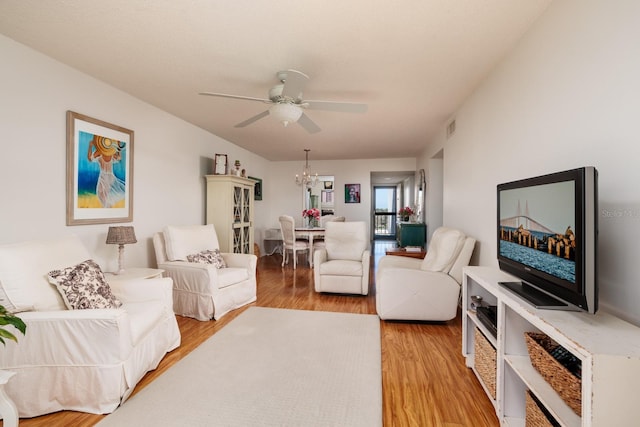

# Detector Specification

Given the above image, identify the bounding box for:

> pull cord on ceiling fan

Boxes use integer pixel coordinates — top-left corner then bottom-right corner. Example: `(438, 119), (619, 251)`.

(199, 69), (367, 134)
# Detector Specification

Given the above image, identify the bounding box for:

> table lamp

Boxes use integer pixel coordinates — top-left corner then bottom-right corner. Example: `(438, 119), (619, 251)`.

(106, 226), (137, 275)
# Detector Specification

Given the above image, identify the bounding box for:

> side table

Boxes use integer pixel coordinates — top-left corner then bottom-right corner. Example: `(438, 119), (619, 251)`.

(0, 370), (18, 427)
(385, 248), (427, 259)
(105, 268), (164, 282)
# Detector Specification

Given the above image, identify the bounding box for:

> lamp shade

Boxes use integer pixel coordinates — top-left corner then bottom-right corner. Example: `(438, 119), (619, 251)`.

(269, 103), (303, 127)
(106, 226), (137, 245)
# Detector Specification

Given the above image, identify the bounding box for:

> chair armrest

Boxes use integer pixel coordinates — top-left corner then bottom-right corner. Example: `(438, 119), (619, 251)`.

(313, 249), (328, 286)
(158, 260), (223, 295)
(0, 309), (133, 367)
(109, 277), (173, 306)
(222, 253), (257, 275)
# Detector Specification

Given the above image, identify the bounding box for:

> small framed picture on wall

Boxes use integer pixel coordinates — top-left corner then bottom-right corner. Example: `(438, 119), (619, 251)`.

(345, 184), (360, 203)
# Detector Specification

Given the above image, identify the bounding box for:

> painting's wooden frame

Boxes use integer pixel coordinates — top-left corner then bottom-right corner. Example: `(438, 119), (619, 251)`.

(66, 111), (134, 225)
(248, 176), (263, 201)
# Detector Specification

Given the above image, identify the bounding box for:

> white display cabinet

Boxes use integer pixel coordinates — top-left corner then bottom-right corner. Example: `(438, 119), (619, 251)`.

(205, 175), (255, 254)
(462, 266), (640, 427)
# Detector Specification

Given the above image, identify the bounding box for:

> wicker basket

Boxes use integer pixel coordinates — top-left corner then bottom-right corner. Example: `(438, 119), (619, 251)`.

(526, 391), (558, 427)
(474, 328), (496, 399)
(524, 332), (581, 416)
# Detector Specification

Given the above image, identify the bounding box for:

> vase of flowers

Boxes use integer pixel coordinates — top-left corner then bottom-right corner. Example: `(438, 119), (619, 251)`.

(302, 208), (320, 228)
(398, 206), (414, 222)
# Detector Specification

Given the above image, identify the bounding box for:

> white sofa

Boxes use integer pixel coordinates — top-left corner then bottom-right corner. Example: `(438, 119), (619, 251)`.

(153, 225), (257, 321)
(0, 235), (181, 417)
(376, 227), (476, 321)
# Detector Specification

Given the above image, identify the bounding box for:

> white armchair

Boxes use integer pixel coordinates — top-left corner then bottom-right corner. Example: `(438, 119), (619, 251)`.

(0, 235), (180, 417)
(376, 227), (476, 321)
(153, 225), (257, 321)
(313, 221), (370, 295)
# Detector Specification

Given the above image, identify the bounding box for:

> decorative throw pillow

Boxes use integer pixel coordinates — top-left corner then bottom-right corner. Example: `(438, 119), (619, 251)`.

(186, 249), (227, 269)
(47, 259), (123, 310)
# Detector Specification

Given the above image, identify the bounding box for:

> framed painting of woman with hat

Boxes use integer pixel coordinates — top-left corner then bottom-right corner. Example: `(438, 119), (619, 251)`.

(66, 111), (134, 225)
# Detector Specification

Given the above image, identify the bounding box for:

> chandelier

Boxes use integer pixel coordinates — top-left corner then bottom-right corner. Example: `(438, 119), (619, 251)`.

(295, 149), (318, 187)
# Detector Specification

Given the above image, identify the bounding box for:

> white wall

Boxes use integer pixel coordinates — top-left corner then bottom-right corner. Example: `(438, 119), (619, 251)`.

(434, 0), (640, 324)
(0, 35), (271, 270)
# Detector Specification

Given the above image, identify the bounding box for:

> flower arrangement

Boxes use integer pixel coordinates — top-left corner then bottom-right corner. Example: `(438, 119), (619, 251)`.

(302, 208), (321, 227)
(398, 206), (414, 217)
(302, 208), (321, 220)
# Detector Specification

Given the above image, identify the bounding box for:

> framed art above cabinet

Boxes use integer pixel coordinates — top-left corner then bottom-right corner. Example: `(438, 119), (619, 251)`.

(214, 154), (228, 175)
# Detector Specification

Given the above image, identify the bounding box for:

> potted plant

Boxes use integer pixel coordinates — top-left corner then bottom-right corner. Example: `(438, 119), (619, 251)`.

(0, 305), (26, 345)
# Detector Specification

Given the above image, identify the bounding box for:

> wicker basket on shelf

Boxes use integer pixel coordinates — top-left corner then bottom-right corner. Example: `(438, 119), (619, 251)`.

(526, 391), (558, 427)
(524, 332), (581, 416)
(474, 328), (496, 399)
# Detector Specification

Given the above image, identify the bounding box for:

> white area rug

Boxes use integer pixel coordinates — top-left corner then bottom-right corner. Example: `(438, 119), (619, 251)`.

(97, 307), (382, 427)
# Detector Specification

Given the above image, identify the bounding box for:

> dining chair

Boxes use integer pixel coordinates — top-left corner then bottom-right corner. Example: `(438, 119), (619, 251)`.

(279, 215), (311, 269)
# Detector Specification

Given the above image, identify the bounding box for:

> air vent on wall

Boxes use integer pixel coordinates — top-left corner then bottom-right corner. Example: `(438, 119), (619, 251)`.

(446, 119), (456, 138)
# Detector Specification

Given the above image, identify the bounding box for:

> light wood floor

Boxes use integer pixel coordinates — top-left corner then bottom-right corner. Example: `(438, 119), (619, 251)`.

(12, 244), (499, 427)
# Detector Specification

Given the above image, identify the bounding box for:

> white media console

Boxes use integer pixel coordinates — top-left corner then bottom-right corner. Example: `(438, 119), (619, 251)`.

(462, 266), (640, 426)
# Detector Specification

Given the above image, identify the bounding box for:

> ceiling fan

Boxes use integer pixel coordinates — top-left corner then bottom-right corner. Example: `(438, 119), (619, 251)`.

(199, 69), (367, 134)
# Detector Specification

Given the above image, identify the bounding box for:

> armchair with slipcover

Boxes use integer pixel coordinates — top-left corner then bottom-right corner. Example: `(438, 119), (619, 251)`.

(153, 225), (257, 321)
(376, 227), (476, 321)
(313, 221), (370, 295)
(0, 235), (180, 417)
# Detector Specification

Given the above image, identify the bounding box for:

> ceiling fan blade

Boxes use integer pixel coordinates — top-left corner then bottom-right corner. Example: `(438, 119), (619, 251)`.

(234, 110), (270, 128)
(280, 69), (309, 102)
(297, 113), (321, 134)
(304, 100), (368, 113)
(199, 92), (272, 104)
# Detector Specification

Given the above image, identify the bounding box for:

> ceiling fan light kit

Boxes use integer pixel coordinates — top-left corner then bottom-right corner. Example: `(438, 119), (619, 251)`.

(200, 69), (367, 134)
(269, 103), (303, 127)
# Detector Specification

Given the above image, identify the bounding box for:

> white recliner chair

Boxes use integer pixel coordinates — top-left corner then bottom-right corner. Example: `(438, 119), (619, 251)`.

(153, 224), (257, 321)
(376, 227), (476, 321)
(313, 221), (370, 295)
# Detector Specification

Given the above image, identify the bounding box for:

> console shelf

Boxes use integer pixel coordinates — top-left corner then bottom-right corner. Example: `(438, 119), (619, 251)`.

(462, 266), (640, 426)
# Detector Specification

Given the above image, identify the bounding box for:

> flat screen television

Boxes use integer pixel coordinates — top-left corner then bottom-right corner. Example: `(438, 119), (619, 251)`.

(497, 167), (598, 314)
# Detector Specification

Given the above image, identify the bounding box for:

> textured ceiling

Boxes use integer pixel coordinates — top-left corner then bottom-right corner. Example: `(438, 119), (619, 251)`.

(0, 0), (551, 161)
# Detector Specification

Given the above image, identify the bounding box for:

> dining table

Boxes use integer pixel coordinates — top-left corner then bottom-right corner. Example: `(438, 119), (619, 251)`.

(295, 227), (325, 267)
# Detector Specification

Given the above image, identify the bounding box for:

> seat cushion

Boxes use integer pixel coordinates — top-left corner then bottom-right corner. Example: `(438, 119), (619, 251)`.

(421, 228), (466, 273)
(164, 225), (220, 261)
(217, 267), (249, 289)
(318, 259), (363, 277)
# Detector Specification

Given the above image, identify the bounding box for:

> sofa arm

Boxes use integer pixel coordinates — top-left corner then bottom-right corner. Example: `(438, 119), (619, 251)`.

(0, 309), (133, 368)
(222, 253), (257, 275)
(377, 254), (423, 271)
(109, 277), (174, 309)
